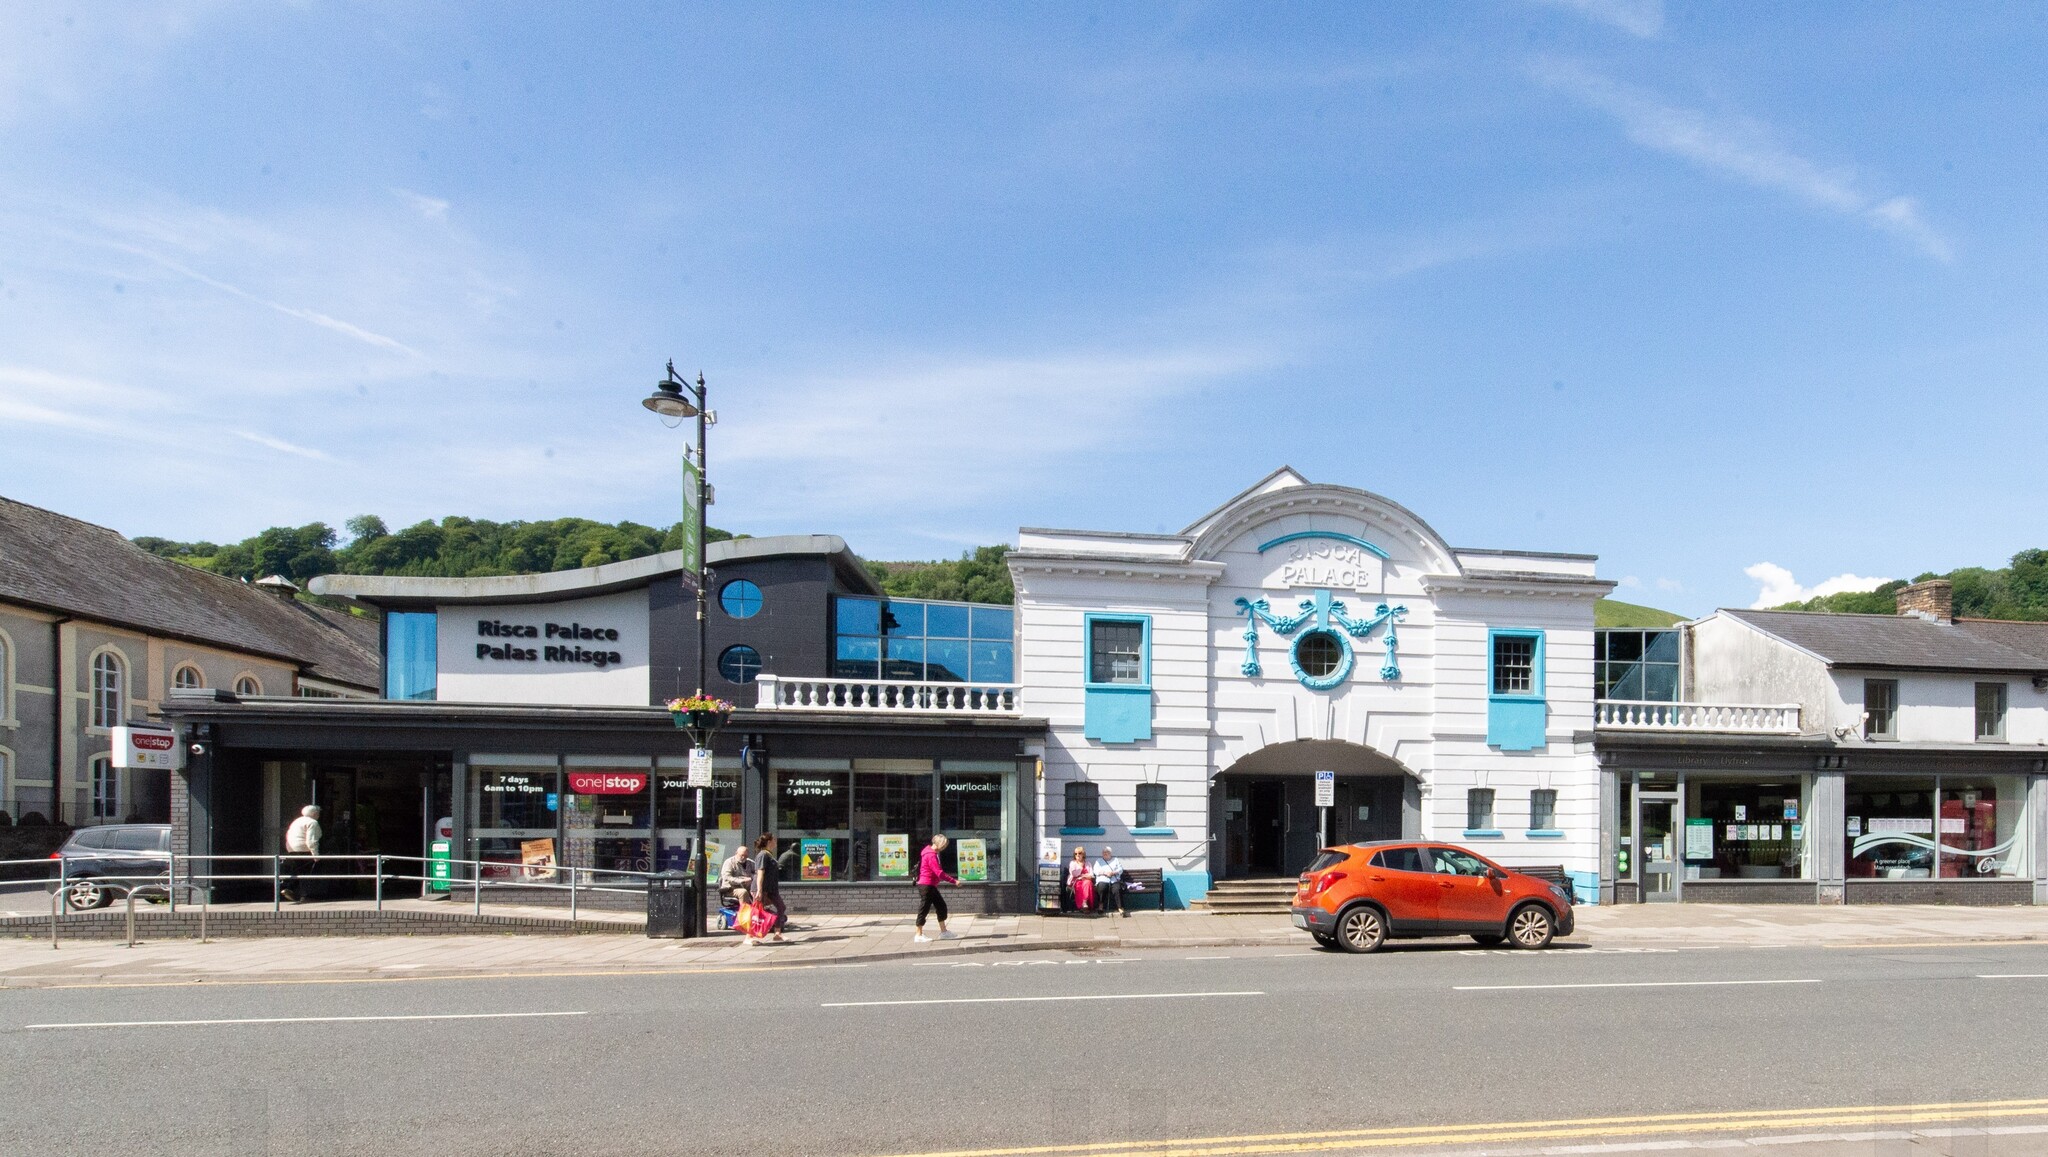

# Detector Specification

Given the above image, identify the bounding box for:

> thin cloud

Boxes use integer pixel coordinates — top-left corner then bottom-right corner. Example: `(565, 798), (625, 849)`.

(1532, 59), (1953, 260)
(1745, 562), (1890, 609)
(1530, 0), (1663, 38)
(391, 187), (450, 221)
(233, 430), (333, 461)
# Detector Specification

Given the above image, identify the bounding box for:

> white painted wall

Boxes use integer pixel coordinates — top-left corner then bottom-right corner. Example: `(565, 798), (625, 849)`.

(1833, 670), (2048, 747)
(435, 589), (651, 706)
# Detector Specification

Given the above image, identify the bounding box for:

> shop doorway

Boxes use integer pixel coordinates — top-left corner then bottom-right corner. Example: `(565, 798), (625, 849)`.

(1244, 781), (1285, 874)
(1640, 796), (1678, 901)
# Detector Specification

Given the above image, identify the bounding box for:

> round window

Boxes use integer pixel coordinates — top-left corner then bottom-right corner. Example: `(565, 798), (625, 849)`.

(718, 644), (762, 684)
(720, 579), (763, 619)
(1294, 631), (1344, 678)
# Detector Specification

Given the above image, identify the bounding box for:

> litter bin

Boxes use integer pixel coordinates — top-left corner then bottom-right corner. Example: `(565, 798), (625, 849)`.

(646, 871), (698, 939)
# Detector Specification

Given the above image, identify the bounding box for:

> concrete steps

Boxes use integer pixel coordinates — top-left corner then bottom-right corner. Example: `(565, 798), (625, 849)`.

(1195, 877), (1299, 913)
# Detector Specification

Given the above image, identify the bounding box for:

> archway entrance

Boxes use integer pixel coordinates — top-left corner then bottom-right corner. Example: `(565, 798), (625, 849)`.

(1212, 740), (1417, 878)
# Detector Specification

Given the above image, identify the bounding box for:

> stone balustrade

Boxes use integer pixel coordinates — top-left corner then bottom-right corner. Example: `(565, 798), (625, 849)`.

(1594, 699), (1802, 734)
(752, 674), (1019, 714)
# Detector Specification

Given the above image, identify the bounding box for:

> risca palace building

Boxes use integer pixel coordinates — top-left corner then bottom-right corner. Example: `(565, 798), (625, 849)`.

(1012, 468), (1612, 906)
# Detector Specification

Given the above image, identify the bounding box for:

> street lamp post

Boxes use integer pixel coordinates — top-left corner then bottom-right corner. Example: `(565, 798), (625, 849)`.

(644, 361), (715, 936)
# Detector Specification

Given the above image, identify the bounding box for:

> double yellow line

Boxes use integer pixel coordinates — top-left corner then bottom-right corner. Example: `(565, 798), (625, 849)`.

(875, 1097), (2048, 1156)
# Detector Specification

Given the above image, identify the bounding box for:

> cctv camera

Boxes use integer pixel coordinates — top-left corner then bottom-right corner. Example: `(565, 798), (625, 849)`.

(189, 742), (206, 755)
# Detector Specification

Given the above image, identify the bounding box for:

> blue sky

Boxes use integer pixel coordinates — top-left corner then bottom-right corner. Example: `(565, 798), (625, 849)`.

(3, 2), (2045, 615)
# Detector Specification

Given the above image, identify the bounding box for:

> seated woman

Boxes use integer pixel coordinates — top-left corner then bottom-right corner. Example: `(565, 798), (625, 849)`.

(1065, 846), (1094, 913)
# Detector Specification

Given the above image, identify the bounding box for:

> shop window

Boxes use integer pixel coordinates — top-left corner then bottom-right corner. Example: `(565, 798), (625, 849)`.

(772, 763), (852, 882)
(939, 766), (1006, 880)
(655, 758), (743, 836)
(1465, 788), (1496, 833)
(1529, 789), (1557, 831)
(1844, 774), (2028, 880)
(1862, 679), (1897, 740)
(173, 665), (204, 691)
(1486, 630), (1546, 751)
(851, 763), (932, 881)
(1686, 779), (1808, 881)
(90, 755), (117, 821)
(384, 611), (438, 701)
(720, 579), (763, 619)
(718, 645), (762, 685)
(1595, 629), (1679, 701)
(90, 651), (125, 729)
(1975, 683), (2007, 742)
(1063, 781), (1101, 831)
(470, 758), (561, 879)
(1135, 783), (1167, 829)
(234, 675), (262, 697)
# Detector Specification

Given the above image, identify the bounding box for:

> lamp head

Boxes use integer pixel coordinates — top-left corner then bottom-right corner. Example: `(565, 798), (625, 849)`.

(643, 379), (700, 419)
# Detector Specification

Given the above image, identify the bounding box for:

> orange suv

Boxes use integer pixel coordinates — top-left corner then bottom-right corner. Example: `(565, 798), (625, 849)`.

(1291, 841), (1575, 953)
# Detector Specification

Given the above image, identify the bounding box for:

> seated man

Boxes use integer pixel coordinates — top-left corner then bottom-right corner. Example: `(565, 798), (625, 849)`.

(1091, 846), (1125, 917)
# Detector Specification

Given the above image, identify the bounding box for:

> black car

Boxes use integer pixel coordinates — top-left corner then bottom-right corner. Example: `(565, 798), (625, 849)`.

(47, 824), (173, 910)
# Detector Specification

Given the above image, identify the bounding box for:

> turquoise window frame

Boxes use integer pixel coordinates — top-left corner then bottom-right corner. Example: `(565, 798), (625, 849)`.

(1486, 628), (1546, 751)
(1082, 613), (1153, 744)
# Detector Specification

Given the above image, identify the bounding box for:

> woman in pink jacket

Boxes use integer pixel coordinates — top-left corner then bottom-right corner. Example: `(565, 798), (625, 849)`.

(913, 833), (959, 943)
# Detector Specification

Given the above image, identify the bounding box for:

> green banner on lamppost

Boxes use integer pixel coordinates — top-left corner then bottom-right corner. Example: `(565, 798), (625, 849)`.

(679, 453), (702, 573)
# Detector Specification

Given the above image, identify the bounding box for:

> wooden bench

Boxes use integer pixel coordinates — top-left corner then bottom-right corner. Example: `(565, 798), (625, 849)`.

(1507, 864), (1567, 887)
(1118, 867), (1167, 912)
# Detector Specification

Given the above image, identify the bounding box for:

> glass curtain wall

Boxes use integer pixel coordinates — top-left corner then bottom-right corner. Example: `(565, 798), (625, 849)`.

(1846, 774), (2029, 879)
(384, 612), (438, 701)
(771, 757), (1016, 883)
(1595, 630), (1679, 701)
(833, 596), (1014, 683)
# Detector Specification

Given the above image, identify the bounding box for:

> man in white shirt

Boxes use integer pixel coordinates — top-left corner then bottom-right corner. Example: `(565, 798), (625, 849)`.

(283, 805), (321, 903)
(1091, 847), (1125, 917)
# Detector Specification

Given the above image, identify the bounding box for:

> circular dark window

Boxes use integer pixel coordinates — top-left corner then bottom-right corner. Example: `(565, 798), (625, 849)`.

(718, 644), (762, 684)
(719, 579), (763, 619)
(1295, 631), (1344, 678)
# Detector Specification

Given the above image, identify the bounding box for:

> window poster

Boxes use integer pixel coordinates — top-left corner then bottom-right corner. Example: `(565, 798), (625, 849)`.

(1684, 819), (1714, 861)
(1847, 816), (1863, 837)
(800, 838), (833, 881)
(1783, 798), (1800, 821)
(957, 838), (988, 882)
(520, 838), (558, 882)
(1734, 805), (1747, 821)
(878, 834), (911, 878)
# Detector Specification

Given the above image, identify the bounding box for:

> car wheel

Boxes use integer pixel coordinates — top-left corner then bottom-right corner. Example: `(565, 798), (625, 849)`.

(66, 878), (108, 911)
(1470, 934), (1505, 947)
(1336, 905), (1386, 954)
(1508, 904), (1555, 950)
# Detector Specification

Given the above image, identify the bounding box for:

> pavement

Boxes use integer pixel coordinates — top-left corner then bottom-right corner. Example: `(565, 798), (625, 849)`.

(6, 900), (2048, 987)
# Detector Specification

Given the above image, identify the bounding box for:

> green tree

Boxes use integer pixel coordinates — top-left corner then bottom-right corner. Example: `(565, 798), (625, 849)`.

(866, 546), (1013, 604)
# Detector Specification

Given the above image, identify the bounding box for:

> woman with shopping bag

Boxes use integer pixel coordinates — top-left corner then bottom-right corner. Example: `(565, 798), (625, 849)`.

(746, 832), (786, 944)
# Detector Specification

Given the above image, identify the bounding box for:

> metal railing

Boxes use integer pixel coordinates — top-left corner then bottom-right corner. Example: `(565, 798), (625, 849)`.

(1, 851), (682, 948)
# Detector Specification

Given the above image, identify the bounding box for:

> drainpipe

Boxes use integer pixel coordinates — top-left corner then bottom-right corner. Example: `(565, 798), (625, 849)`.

(50, 617), (71, 821)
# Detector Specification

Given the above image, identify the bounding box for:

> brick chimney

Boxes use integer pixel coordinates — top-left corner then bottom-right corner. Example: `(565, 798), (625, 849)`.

(1895, 578), (1953, 623)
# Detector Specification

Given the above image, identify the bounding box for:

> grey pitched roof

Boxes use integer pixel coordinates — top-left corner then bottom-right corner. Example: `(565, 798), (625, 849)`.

(0, 497), (380, 690)
(1722, 609), (2048, 674)
(1952, 618), (2048, 665)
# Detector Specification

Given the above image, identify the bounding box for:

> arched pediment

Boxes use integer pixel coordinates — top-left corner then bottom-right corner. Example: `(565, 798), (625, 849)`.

(1185, 474), (1460, 576)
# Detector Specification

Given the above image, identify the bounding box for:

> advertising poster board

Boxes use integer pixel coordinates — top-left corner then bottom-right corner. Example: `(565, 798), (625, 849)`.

(1684, 819), (1714, 861)
(521, 838), (558, 881)
(800, 838), (833, 881)
(878, 834), (911, 878)
(957, 838), (988, 882)
(112, 723), (184, 771)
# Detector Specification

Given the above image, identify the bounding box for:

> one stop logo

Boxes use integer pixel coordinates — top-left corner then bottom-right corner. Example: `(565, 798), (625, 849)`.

(566, 771), (648, 795)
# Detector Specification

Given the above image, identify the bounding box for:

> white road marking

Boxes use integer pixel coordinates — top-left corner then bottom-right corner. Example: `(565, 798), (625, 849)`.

(28, 1011), (588, 1030)
(1455, 978), (1821, 992)
(1978, 974), (2048, 979)
(823, 990), (1263, 1008)
(1186, 955), (1232, 960)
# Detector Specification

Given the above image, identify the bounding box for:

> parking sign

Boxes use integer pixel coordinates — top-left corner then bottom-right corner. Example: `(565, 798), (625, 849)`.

(1314, 770), (1335, 808)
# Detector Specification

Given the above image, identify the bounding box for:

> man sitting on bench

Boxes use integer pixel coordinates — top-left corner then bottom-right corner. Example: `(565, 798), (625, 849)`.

(1091, 846), (1125, 917)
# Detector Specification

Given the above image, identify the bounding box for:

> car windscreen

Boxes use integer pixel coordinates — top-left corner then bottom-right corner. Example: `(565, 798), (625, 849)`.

(1305, 849), (1350, 873)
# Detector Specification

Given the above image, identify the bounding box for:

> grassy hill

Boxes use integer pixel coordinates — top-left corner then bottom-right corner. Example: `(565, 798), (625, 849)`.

(1595, 598), (1686, 628)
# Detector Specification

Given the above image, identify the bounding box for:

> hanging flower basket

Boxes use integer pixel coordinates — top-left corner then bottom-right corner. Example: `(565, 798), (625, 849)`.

(667, 695), (734, 736)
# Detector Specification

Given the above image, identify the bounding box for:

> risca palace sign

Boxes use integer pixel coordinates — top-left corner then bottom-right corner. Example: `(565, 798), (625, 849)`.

(1265, 531), (1389, 590)
(437, 589), (651, 706)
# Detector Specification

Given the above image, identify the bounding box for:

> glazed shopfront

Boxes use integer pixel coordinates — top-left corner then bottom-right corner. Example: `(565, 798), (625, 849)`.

(165, 697), (1042, 911)
(1599, 733), (2046, 904)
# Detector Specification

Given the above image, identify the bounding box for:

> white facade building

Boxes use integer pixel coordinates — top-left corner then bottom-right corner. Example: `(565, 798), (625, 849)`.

(1009, 469), (1614, 905)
